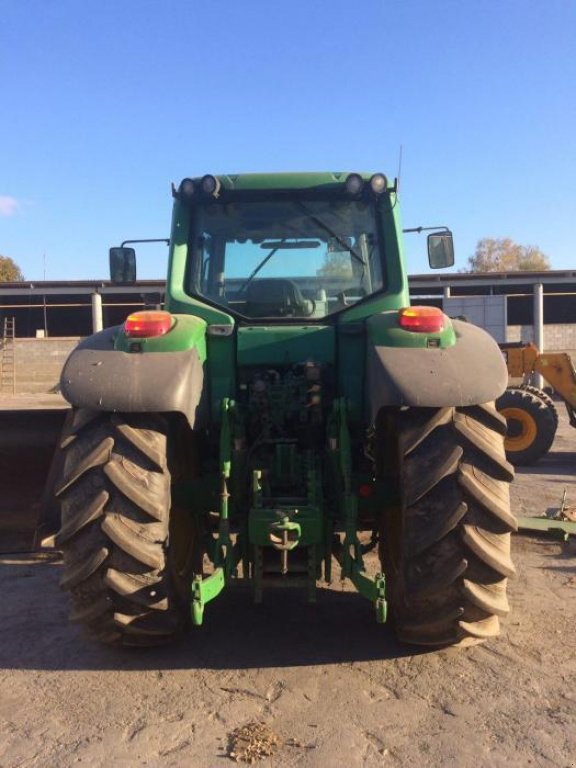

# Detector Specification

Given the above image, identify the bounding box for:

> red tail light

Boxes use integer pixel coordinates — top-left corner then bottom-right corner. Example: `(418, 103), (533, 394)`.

(124, 311), (173, 338)
(398, 306), (444, 333)
(359, 483), (373, 498)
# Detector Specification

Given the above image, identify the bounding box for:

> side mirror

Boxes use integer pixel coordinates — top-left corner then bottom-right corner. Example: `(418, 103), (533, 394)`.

(109, 247), (136, 283)
(427, 231), (454, 269)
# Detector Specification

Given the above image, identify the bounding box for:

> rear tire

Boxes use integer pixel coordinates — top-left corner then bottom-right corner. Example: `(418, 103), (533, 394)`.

(55, 409), (196, 646)
(497, 387), (557, 465)
(378, 403), (516, 647)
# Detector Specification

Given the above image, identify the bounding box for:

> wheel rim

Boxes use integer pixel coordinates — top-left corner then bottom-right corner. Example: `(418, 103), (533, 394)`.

(500, 406), (538, 451)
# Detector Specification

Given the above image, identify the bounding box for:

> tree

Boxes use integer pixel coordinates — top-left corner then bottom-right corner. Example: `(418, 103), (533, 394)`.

(462, 238), (550, 273)
(316, 251), (353, 278)
(0, 255), (24, 281)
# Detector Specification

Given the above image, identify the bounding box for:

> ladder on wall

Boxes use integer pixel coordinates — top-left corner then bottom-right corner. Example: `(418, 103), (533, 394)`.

(1, 317), (16, 395)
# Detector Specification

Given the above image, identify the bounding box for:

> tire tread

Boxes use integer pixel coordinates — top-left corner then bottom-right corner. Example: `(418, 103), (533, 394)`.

(56, 409), (188, 646)
(382, 404), (515, 647)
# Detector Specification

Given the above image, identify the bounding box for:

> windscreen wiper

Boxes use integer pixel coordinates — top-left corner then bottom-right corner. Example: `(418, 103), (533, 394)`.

(238, 241), (284, 293)
(296, 202), (366, 266)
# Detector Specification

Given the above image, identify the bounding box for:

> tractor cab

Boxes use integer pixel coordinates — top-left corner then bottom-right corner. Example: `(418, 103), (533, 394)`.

(186, 195), (384, 321)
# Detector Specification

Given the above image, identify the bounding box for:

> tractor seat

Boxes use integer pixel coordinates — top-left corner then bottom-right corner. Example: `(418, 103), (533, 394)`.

(244, 278), (310, 318)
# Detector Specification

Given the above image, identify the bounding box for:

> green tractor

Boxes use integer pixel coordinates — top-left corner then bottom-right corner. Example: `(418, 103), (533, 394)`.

(54, 172), (515, 648)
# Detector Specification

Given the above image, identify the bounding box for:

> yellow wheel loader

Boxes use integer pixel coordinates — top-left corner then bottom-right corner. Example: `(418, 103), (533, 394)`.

(497, 342), (576, 465)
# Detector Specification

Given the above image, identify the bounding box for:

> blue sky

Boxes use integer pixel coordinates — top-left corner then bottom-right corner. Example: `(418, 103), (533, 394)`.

(1, 0), (575, 280)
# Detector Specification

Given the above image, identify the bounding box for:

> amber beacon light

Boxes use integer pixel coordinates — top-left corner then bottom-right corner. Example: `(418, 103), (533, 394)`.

(124, 311), (173, 338)
(398, 306), (445, 333)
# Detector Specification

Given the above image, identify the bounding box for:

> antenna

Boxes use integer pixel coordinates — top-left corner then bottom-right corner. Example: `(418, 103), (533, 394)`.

(396, 144), (403, 196)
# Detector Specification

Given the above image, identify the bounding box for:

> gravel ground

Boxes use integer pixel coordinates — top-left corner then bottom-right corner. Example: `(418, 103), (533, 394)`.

(0, 407), (574, 768)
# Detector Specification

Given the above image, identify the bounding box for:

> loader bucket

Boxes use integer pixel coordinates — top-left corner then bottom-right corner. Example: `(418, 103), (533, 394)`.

(0, 408), (68, 553)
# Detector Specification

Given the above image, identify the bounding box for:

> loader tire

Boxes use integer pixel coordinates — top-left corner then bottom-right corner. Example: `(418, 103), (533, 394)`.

(55, 409), (196, 646)
(496, 387), (557, 465)
(520, 385), (559, 429)
(378, 404), (516, 647)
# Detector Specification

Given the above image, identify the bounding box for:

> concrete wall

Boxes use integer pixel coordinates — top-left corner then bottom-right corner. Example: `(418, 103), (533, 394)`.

(0, 338), (80, 394)
(444, 296), (507, 343)
(507, 324), (576, 357)
(442, 295), (576, 356)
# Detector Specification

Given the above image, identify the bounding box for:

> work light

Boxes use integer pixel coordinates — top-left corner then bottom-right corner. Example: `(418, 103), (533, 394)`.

(201, 174), (221, 197)
(370, 174), (388, 194)
(345, 173), (364, 195)
(179, 178), (195, 201)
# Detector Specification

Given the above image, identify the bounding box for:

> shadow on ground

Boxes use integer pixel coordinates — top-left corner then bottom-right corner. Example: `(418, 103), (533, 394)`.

(514, 448), (576, 477)
(0, 557), (423, 673)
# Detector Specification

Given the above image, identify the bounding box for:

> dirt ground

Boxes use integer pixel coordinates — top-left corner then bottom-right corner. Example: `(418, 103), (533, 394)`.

(1, 402), (575, 768)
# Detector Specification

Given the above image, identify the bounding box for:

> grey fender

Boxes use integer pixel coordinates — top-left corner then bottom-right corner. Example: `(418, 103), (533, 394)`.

(60, 327), (205, 429)
(366, 318), (508, 422)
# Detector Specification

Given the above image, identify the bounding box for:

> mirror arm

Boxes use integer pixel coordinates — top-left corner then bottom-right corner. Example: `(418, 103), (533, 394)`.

(120, 238), (170, 247)
(402, 226), (450, 234)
